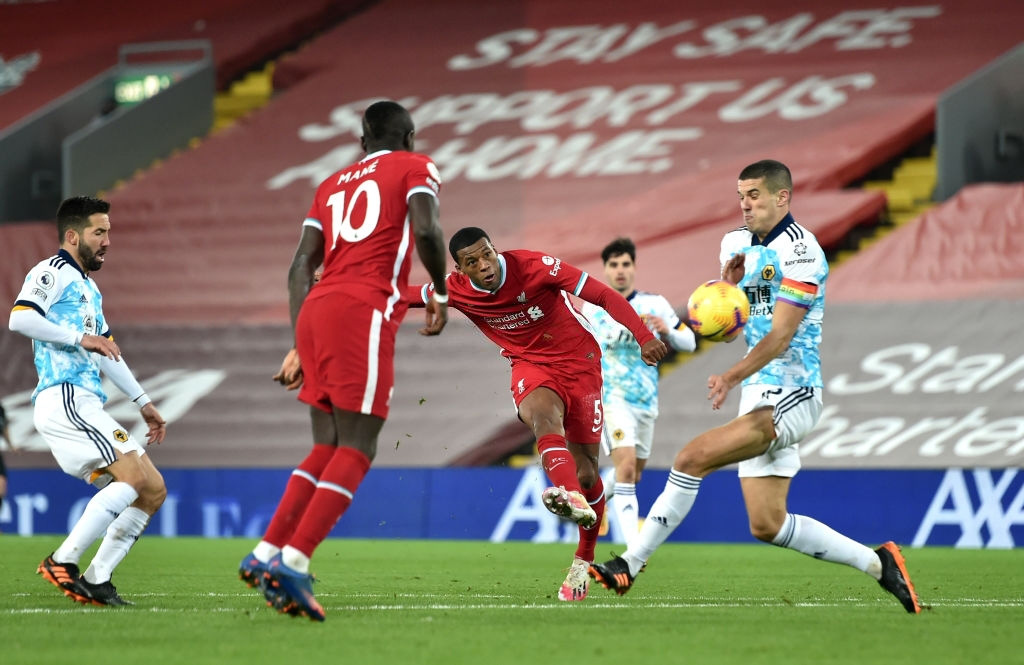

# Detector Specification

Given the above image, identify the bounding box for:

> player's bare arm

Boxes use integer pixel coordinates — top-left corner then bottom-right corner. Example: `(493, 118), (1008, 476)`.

(721, 253), (746, 284)
(273, 348), (303, 390)
(140, 403), (167, 445)
(408, 192), (448, 336)
(640, 338), (668, 366)
(707, 299), (806, 409)
(287, 226), (325, 331)
(275, 227), (324, 387)
(420, 295), (447, 336)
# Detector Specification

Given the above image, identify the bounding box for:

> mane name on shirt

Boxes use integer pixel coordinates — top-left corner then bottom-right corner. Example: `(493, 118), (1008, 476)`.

(337, 160), (378, 185)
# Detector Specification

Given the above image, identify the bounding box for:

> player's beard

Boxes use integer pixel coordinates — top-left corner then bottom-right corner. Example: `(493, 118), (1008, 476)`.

(79, 244), (105, 272)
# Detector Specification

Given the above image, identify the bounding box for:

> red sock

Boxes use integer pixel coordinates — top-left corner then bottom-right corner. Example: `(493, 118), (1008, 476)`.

(263, 443), (335, 546)
(287, 446), (371, 558)
(536, 434), (580, 491)
(575, 477), (606, 562)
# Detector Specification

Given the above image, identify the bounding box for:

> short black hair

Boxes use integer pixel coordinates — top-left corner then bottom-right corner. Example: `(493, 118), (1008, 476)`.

(449, 226), (490, 261)
(57, 196), (109, 243)
(362, 100), (414, 144)
(738, 159), (792, 194)
(601, 237), (635, 264)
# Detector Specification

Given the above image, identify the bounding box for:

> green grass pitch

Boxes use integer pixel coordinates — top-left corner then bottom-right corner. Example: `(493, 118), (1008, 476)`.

(1, 536), (1021, 665)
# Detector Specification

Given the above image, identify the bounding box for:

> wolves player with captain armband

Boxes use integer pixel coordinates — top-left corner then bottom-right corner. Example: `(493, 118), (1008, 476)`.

(9, 196), (168, 607)
(589, 160), (922, 613)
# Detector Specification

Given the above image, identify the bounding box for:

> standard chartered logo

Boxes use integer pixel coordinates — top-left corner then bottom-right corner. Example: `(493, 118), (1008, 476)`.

(798, 343), (1024, 466)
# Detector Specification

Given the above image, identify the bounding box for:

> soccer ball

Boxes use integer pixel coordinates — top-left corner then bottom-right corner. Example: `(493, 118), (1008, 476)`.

(686, 280), (750, 342)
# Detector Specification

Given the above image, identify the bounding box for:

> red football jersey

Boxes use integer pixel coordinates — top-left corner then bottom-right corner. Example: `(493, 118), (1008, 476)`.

(422, 250), (610, 366)
(304, 149), (440, 319)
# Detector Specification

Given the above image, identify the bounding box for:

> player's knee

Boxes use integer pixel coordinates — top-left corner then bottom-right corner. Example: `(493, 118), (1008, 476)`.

(672, 448), (705, 476)
(137, 480), (167, 513)
(748, 514), (784, 543)
(359, 441), (378, 462)
(749, 523), (776, 543)
(577, 466), (597, 489)
(530, 417), (563, 437)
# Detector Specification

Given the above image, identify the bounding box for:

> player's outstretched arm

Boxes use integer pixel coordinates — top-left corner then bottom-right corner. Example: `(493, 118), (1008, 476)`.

(578, 277), (666, 364)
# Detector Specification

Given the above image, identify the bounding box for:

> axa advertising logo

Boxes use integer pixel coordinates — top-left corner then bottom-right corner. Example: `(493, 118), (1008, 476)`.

(0, 52), (41, 96)
(913, 469), (1024, 548)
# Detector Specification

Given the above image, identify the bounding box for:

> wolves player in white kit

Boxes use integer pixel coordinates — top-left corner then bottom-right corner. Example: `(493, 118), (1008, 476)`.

(589, 160), (922, 613)
(9, 196), (167, 606)
(583, 238), (695, 547)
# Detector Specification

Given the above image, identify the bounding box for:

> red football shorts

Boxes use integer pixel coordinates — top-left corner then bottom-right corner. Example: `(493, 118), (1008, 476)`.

(509, 359), (604, 444)
(296, 294), (399, 419)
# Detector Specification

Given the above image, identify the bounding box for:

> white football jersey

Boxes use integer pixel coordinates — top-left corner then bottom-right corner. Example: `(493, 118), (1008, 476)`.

(13, 249), (110, 403)
(584, 290), (681, 411)
(720, 214), (828, 388)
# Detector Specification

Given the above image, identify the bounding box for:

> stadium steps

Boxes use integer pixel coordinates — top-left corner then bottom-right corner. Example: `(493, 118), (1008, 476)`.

(833, 149), (938, 265)
(213, 63), (275, 130)
(98, 65), (276, 195)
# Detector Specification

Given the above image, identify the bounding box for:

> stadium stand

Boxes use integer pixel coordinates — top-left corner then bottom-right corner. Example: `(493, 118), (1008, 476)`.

(0, 0), (370, 133)
(828, 183), (1024, 303)
(2, 0), (1022, 473)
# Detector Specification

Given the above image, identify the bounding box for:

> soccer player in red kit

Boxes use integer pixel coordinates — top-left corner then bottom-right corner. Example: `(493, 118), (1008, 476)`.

(407, 227), (667, 601)
(239, 100), (450, 621)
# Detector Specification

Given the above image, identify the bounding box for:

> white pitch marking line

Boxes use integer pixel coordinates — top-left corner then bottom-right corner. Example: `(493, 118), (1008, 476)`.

(4, 599), (1024, 614)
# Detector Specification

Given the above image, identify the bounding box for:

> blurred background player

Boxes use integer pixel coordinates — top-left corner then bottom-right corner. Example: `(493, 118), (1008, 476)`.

(408, 227), (667, 601)
(583, 238), (696, 548)
(9, 196), (168, 606)
(238, 100), (449, 621)
(589, 160), (921, 614)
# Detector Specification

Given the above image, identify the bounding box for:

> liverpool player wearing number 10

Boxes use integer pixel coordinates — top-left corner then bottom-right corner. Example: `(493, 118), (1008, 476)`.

(238, 101), (450, 621)
(407, 227), (667, 601)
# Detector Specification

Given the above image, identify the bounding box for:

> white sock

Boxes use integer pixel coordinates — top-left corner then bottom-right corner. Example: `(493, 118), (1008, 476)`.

(54, 482), (139, 564)
(772, 513), (881, 579)
(612, 482), (639, 548)
(623, 470), (701, 576)
(84, 507), (150, 584)
(281, 545), (310, 574)
(253, 541), (281, 563)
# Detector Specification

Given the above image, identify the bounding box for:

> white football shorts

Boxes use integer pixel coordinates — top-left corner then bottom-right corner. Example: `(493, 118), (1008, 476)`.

(600, 402), (657, 460)
(33, 383), (146, 482)
(736, 384), (822, 479)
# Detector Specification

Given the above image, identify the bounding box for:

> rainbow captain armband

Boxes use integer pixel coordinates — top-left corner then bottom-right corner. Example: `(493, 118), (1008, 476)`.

(777, 278), (818, 309)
